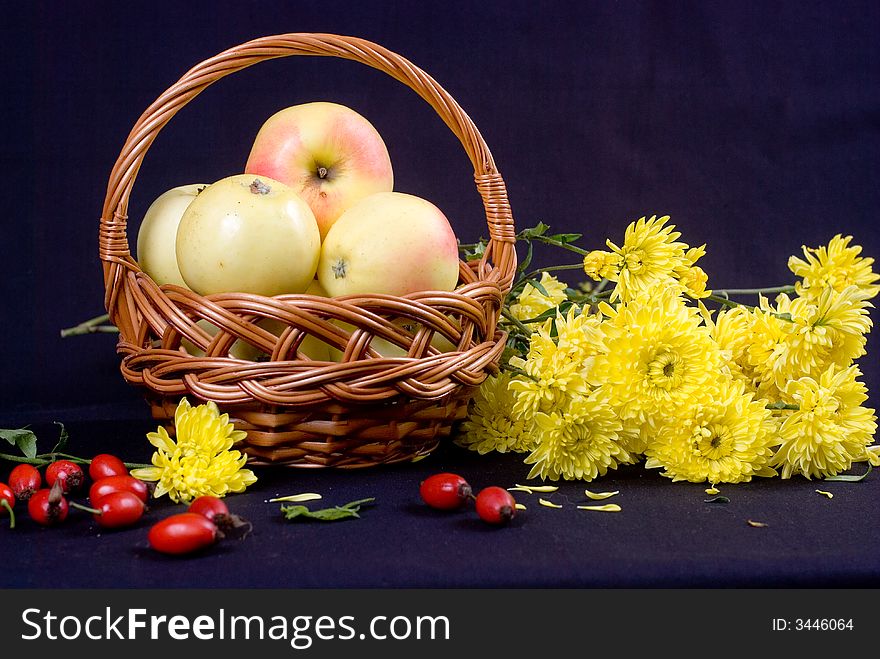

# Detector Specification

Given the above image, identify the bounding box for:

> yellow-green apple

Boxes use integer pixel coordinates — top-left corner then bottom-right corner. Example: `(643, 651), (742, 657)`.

(136, 184), (207, 287)
(175, 174), (321, 296)
(329, 318), (459, 360)
(317, 191), (460, 297)
(244, 102), (394, 239)
(182, 280), (334, 361)
(181, 319), (265, 360)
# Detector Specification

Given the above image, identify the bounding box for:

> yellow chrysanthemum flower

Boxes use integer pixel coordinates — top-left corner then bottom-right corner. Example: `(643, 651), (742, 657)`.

(701, 304), (757, 386)
(604, 215), (689, 302)
(674, 245), (712, 299)
(582, 250), (619, 281)
(789, 234), (879, 300)
(676, 265), (711, 299)
(772, 365), (877, 479)
(508, 307), (598, 417)
(508, 271), (568, 322)
(553, 304), (604, 365)
(132, 398), (257, 503)
(524, 392), (630, 481)
(593, 288), (723, 424)
(645, 377), (778, 484)
(457, 372), (535, 454)
(756, 287), (872, 391)
(745, 300), (790, 399)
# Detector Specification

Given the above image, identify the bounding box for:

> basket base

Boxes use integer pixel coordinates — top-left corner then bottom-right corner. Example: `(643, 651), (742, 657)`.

(146, 389), (474, 469)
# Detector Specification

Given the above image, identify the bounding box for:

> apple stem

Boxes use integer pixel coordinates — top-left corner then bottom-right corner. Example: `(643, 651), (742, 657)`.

(249, 179), (271, 195)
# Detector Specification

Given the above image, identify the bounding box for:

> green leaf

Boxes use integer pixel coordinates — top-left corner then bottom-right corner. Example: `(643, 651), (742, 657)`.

(526, 277), (550, 297)
(51, 422), (68, 453)
(462, 241), (487, 261)
(547, 232), (582, 244)
(0, 428), (38, 459)
(281, 497), (375, 522)
(517, 222), (550, 240)
(517, 241), (534, 277)
(765, 401), (799, 411)
(704, 496), (731, 504)
(824, 464), (872, 482)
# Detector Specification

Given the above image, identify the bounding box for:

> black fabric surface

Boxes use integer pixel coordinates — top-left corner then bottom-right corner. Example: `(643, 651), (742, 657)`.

(1, 2), (878, 590)
(1, 418), (877, 588)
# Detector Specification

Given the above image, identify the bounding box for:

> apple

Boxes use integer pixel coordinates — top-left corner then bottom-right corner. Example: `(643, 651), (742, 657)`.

(175, 174), (321, 297)
(244, 102), (394, 239)
(317, 191), (460, 297)
(136, 184), (207, 287)
(328, 318), (459, 360)
(181, 319), (265, 361)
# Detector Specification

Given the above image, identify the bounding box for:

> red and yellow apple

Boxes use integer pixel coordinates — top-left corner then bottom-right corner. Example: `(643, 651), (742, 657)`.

(175, 174), (321, 297)
(136, 184), (207, 287)
(317, 191), (460, 298)
(244, 102), (394, 239)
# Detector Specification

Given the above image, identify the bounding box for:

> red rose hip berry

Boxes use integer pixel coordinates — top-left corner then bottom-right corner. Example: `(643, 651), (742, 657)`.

(89, 454), (129, 481)
(28, 483), (69, 526)
(83, 491), (146, 529)
(8, 464), (41, 501)
(0, 482), (16, 528)
(188, 495), (230, 523)
(45, 460), (84, 493)
(148, 513), (220, 555)
(90, 475), (150, 505)
(420, 473), (473, 510)
(475, 486), (517, 525)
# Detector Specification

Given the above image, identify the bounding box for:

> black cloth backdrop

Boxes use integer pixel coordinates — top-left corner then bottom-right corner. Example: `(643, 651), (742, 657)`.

(0, 1), (878, 588)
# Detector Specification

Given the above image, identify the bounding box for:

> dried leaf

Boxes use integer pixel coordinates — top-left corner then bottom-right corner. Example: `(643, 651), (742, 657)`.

(538, 498), (562, 508)
(584, 489), (619, 500)
(268, 493), (322, 503)
(51, 422), (69, 453)
(824, 463), (872, 482)
(577, 504), (622, 512)
(507, 486), (534, 493)
(747, 519), (769, 528)
(514, 503), (527, 511)
(281, 498), (375, 522)
(815, 490), (834, 499)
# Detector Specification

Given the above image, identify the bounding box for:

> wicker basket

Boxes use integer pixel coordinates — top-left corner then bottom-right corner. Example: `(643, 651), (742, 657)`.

(98, 33), (517, 468)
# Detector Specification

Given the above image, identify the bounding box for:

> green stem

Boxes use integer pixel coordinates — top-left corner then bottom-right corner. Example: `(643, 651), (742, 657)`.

(499, 362), (538, 382)
(592, 278), (610, 295)
(706, 294), (742, 309)
(0, 451), (150, 470)
(713, 285), (795, 296)
(500, 308), (534, 337)
(508, 262), (588, 299)
(69, 501), (101, 515)
(532, 236), (590, 255)
(1, 499), (15, 529)
(0, 452), (50, 467)
(60, 313), (119, 338)
(520, 263), (586, 281)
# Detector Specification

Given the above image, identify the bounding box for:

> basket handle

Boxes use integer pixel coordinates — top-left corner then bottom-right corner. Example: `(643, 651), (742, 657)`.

(99, 33), (517, 337)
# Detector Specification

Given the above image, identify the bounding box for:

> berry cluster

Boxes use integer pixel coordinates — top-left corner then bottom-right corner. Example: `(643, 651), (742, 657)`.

(1, 457), (250, 556)
(1, 455), (147, 529)
(419, 473), (518, 526)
